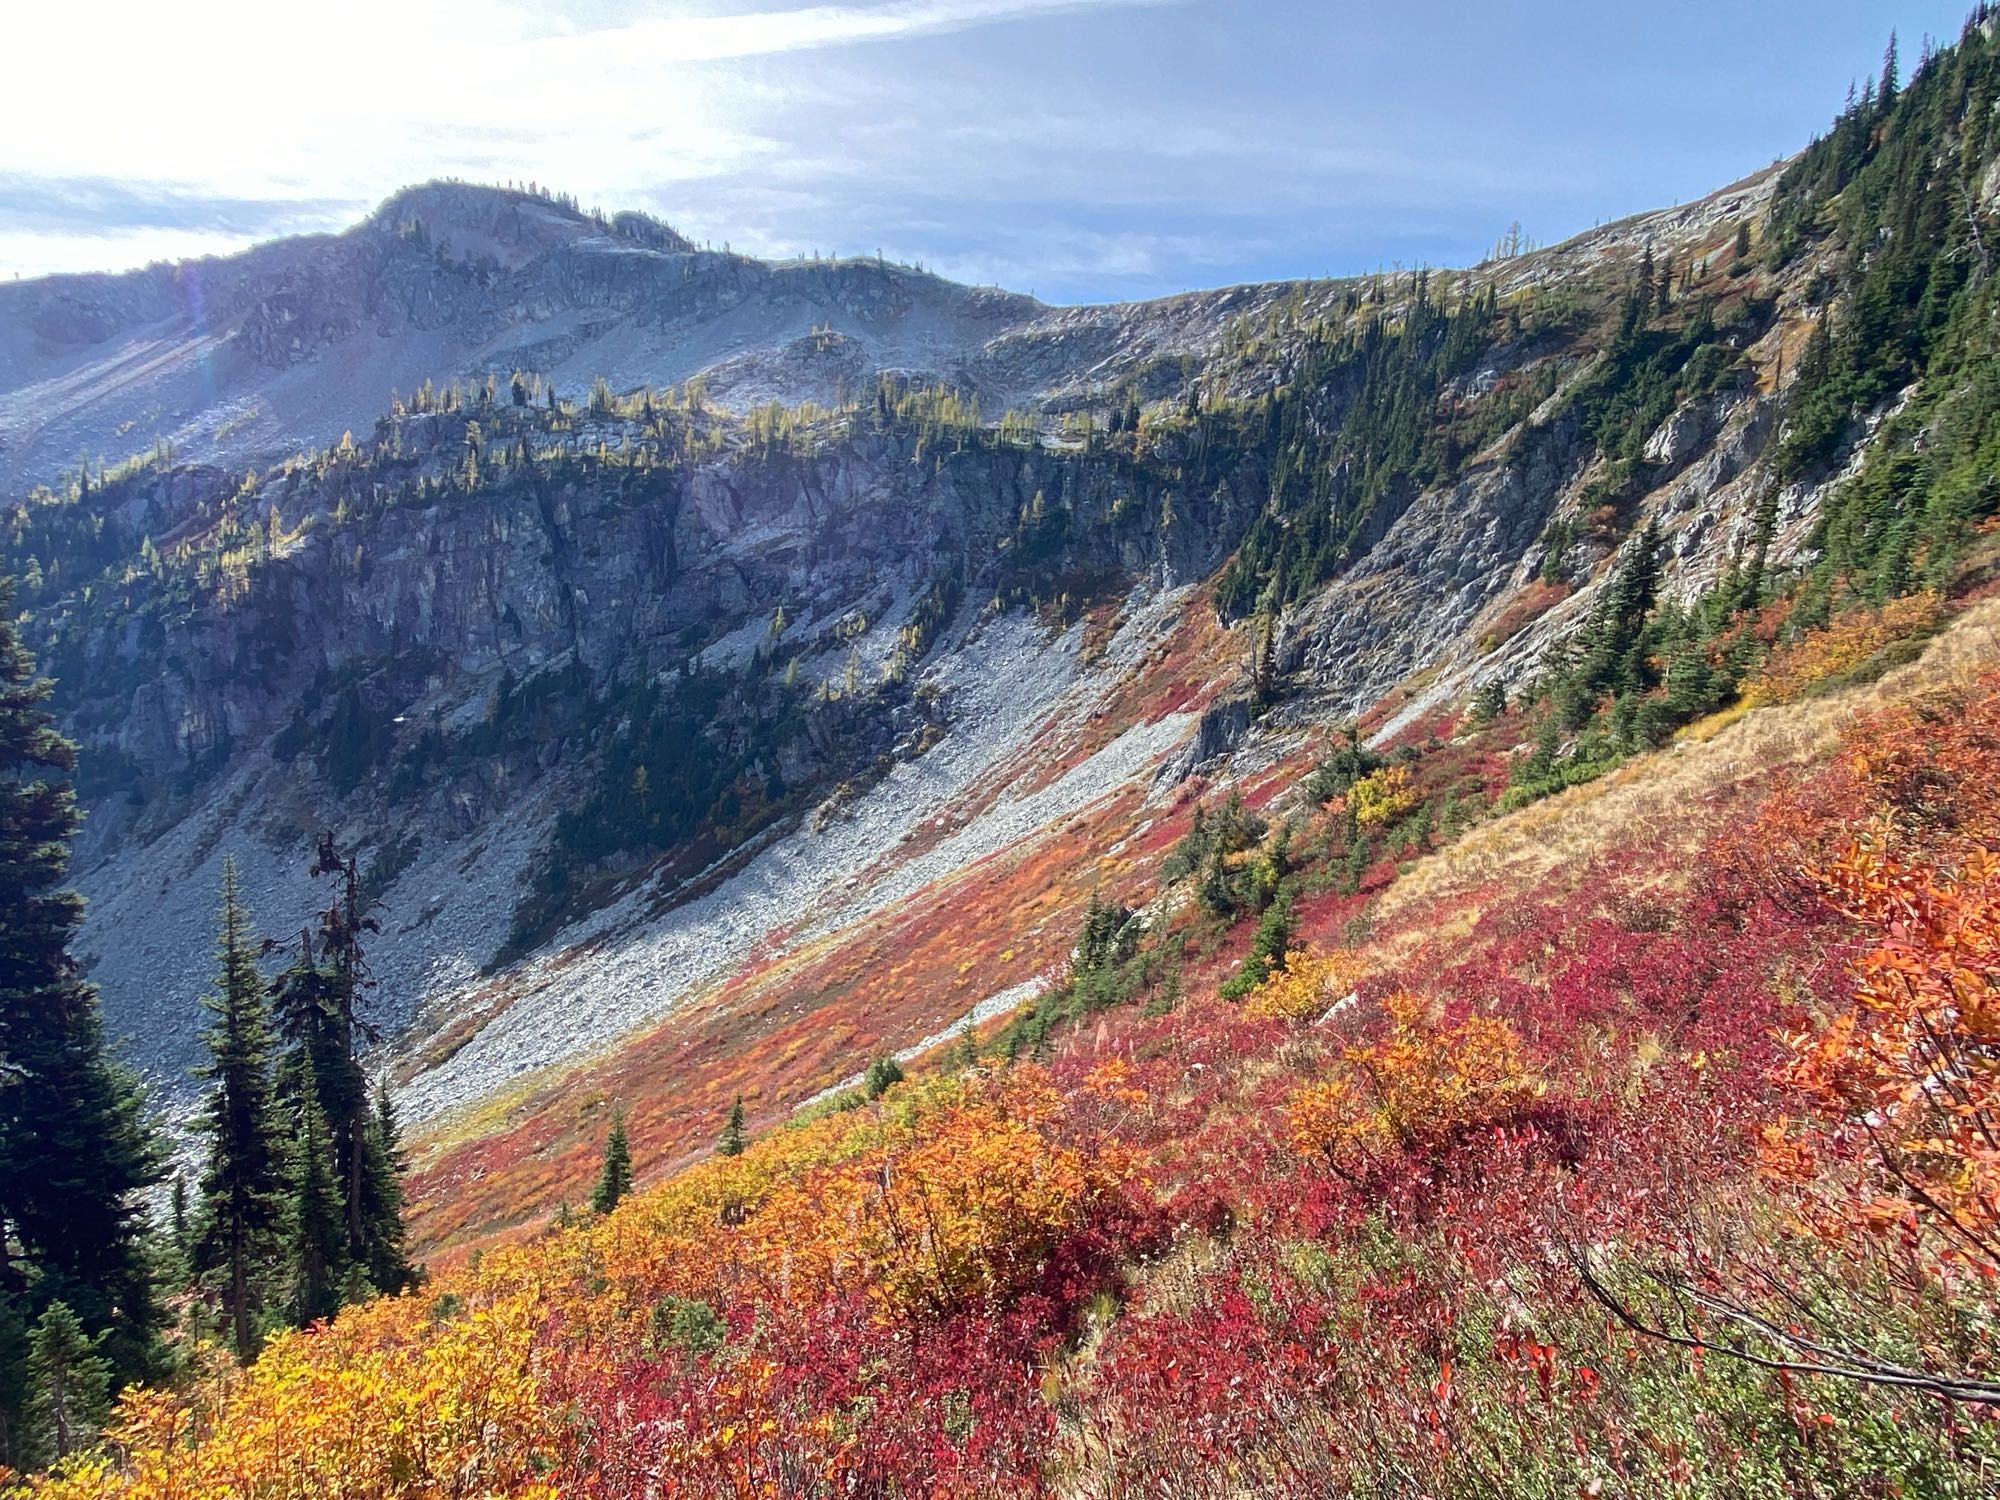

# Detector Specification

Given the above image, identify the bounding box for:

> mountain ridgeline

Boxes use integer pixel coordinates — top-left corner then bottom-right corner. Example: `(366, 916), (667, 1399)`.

(2, 8), (2000, 1495)
(4, 13), (2000, 1101)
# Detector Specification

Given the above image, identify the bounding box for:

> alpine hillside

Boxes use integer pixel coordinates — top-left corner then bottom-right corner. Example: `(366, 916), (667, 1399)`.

(4, 8), (2000, 1493)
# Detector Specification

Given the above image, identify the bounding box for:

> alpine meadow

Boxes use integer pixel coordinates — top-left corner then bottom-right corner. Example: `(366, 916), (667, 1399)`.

(4, 3), (2000, 1495)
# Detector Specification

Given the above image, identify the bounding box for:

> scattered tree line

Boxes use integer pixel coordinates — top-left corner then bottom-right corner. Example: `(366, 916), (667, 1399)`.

(0, 585), (414, 1472)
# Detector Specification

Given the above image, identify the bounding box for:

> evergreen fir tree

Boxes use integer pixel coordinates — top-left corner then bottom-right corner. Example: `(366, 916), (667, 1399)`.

(1575, 521), (1663, 698)
(22, 1301), (110, 1468)
(0, 580), (162, 1404)
(1470, 677), (1507, 724)
(286, 1069), (348, 1328)
(718, 1096), (746, 1158)
(0, 1292), (26, 1472)
(592, 1110), (633, 1215)
(269, 835), (378, 1277)
(168, 1175), (190, 1274)
(862, 1056), (904, 1100)
(357, 1080), (414, 1296)
(191, 860), (288, 1360)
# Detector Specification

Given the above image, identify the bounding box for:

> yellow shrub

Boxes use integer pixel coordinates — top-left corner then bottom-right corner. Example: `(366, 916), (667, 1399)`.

(1745, 592), (1941, 707)
(1349, 765), (1419, 828)
(1245, 948), (1368, 1022)
(1288, 991), (1541, 1169)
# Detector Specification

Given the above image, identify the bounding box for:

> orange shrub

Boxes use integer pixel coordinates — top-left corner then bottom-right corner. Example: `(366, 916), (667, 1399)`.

(1288, 990), (1541, 1175)
(19, 1073), (1134, 1500)
(1767, 841), (2000, 1270)
(1744, 592), (1941, 707)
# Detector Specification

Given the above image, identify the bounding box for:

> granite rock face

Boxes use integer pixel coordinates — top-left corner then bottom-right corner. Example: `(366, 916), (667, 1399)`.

(3, 167), (1864, 1123)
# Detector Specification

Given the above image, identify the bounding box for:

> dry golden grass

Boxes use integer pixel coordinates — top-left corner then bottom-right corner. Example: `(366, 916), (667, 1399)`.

(1371, 597), (2000, 933)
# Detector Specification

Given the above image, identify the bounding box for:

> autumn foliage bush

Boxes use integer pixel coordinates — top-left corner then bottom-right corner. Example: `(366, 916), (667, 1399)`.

(19, 666), (2000, 1498)
(1286, 989), (1544, 1184)
(1745, 592), (1942, 706)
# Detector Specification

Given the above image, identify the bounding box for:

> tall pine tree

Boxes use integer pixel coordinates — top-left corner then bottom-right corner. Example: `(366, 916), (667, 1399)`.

(357, 1080), (415, 1296)
(0, 578), (161, 1459)
(718, 1096), (746, 1158)
(270, 834), (407, 1296)
(285, 1064), (347, 1328)
(191, 859), (287, 1361)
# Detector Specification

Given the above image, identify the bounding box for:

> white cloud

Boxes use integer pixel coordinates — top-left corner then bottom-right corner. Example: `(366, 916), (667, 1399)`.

(0, 0), (1557, 296)
(0, 227), (280, 282)
(544, 0), (1175, 64)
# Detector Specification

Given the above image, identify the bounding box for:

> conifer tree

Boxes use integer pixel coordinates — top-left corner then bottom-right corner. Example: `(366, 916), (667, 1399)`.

(1470, 678), (1507, 724)
(592, 1110), (633, 1215)
(22, 1301), (110, 1467)
(0, 1296), (24, 1471)
(718, 1096), (746, 1158)
(286, 1072), (347, 1328)
(270, 835), (378, 1275)
(191, 859), (287, 1360)
(168, 1175), (190, 1273)
(863, 1056), (904, 1101)
(1576, 521), (1663, 698)
(0, 580), (162, 1405)
(358, 1080), (414, 1296)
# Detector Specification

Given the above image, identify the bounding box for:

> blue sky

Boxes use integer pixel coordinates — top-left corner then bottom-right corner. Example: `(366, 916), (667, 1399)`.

(0, 0), (1978, 303)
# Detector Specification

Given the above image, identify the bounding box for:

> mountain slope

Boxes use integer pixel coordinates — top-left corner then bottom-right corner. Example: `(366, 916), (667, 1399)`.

(0, 15), (1995, 1278)
(8, 8), (2000, 1497)
(0, 154), (1884, 1180)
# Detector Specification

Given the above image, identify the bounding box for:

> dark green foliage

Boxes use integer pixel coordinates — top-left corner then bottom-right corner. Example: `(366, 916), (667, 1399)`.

(648, 1294), (725, 1361)
(22, 1300), (111, 1467)
(285, 1072), (347, 1327)
(718, 1095), (746, 1157)
(268, 835), (412, 1316)
(507, 663), (824, 957)
(1470, 678), (1508, 724)
(168, 1176), (191, 1273)
(592, 1110), (633, 1215)
(0, 1295), (25, 1469)
(1572, 521), (1663, 702)
(322, 684), (397, 795)
(192, 860), (288, 1361)
(0, 580), (163, 1447)
(359, 1081), (415, 1296)
(862, 1056), (905, 1101)
(1502, 13), (2000, 815)
(1219, 894), (1293, 1000)
(1564, 302), (1747, 473)
(1768, 10), (2000, 608)
(1212, 274), (1507, 620)
(1304, 726), (1385, 805)
(1069, 895), (1147, 1014)
(1074, 895), (1137, 975)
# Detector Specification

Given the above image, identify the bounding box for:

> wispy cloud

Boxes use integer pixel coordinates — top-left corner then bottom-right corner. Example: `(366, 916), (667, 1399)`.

(0, 178), (363, 239)
(547, 0), (1180, 64)
(0, 0), (1958, 299)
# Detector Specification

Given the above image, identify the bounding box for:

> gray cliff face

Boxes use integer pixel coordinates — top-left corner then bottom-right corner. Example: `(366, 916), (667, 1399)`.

(2, 167), (1864, 1121)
